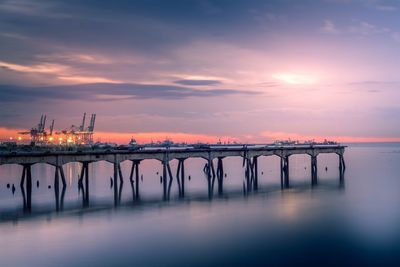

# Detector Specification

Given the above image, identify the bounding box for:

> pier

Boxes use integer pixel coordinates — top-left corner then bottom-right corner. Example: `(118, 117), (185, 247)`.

(0, 144), (346, 211)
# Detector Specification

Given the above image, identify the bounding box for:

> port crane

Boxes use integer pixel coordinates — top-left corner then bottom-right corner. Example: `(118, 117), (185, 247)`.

(18, 115), (55, 145)
(57, 113), (96, 145)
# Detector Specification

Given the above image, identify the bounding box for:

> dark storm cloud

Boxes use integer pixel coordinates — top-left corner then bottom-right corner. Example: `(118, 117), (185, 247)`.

(0, 83), (260, 102)
(174, 79), (222, 86)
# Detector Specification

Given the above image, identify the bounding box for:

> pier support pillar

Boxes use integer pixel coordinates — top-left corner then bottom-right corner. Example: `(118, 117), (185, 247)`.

(311, 155), (318, 186)
(245, 158), (251, 192)
(216, 157), (224, 195)
(207, 156), (213, 199)
(53, 160), (67, 212)
(59, 165), (66, 188)
(176, 159), (186, 198)
(79, 162), (90, 207)
(281, 155), (290, 189)
(54, 165), (60, 211)
(118, 163), (124, 184)
(167, 162), (174, 200)
(280, 157), (284, 189)
(84, 162), (89, 207)
(338, 153), (345, 186)
(339, 153), (346, 172)
(210, 160), (216, 194)
(135, 161), (140, 199)
(113, 162), (118, 205)
(178, 159), (185, 197)
(162, 160), (168, 201)
(180, 159), (185, 197)
(129, 160), (141, 201)
(20, 164), (33, 213)
(253, 156), (258, 191)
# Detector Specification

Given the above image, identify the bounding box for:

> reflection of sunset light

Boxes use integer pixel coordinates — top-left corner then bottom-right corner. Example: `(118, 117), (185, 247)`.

(272, 73), (317, 85)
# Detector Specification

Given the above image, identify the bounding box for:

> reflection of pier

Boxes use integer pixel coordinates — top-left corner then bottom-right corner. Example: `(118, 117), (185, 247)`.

(1, 145), (346, 211)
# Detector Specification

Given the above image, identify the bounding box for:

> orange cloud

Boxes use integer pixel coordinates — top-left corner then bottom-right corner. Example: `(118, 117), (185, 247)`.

(57, 75), (121, 84)
(0, 60), (67, 73)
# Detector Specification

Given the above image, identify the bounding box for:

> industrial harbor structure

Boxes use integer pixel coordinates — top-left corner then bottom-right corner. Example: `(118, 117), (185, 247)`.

(16, 113), (96, 146)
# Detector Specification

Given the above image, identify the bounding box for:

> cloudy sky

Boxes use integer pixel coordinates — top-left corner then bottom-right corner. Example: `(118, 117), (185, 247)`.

(1, 0), (400, 143)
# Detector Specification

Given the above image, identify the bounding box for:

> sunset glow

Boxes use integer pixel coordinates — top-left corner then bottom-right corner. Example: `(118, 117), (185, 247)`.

(0, 0), (399, 144)
(272, 73), (318, 85)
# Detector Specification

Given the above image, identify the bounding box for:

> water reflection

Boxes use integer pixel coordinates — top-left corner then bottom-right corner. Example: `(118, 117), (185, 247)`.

(0, 154), (347, 222)
(3, 144), (400, 267)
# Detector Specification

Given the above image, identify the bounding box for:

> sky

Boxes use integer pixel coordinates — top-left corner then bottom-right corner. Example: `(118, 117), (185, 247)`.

(1, 0), (400, 143)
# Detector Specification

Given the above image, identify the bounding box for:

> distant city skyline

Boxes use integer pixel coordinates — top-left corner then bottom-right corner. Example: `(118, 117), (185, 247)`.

(1, 0), (400, 143)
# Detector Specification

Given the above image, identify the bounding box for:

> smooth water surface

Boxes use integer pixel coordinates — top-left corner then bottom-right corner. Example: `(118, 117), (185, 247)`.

(1, 143), (400, 266)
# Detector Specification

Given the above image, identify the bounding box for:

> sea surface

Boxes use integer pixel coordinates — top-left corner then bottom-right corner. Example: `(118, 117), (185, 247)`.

(1, 143), (400, 266)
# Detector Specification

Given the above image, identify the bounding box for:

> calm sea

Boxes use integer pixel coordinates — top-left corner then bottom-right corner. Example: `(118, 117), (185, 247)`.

(1, 143), (400, 266)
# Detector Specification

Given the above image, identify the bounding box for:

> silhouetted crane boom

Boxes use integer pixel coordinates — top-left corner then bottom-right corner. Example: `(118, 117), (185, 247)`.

(80, 113), (86, 131)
